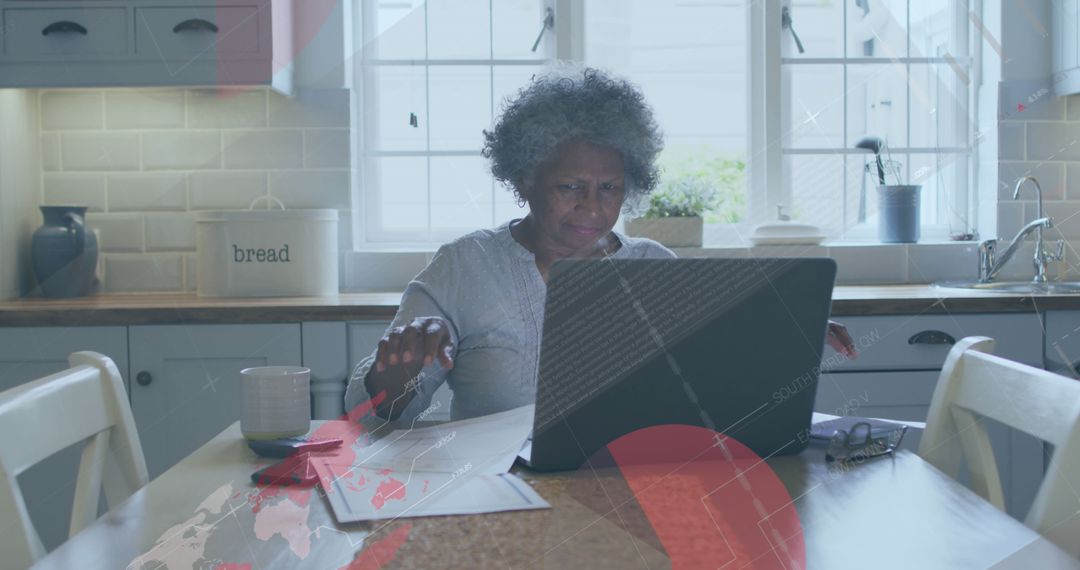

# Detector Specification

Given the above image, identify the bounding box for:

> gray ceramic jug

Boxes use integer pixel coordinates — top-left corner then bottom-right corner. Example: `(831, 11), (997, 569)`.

(31, 206), (99, 298)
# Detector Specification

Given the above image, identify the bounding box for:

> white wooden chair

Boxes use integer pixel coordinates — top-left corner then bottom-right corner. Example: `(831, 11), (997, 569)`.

(919, 336), (1080, 557)
(0, 351), (148, 569)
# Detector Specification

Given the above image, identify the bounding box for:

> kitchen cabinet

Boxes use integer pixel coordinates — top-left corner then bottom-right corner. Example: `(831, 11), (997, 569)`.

(347, 321), (453, 422)
(0, 0), (294, 92)
(0, 326), (127, 552)
(1045, 310), (1080, 377)
(129, 323), (300, 478)
(816, 314), (1045, 518)
(1053, 0), (1080, 96)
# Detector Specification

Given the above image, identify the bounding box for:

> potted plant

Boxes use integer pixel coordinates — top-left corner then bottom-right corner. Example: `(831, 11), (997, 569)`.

(625, 173), (720, 248)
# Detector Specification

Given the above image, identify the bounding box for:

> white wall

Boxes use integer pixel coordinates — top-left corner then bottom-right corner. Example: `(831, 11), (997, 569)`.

(0, 90), (41, 299)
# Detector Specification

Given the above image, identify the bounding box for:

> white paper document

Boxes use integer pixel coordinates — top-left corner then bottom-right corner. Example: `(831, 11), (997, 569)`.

(314, 461), (549, 522)
(352, 404), (535, 475)
(315, 405), (547, 523)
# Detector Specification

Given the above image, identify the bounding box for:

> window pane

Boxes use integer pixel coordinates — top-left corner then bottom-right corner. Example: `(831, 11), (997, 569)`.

(909, 152), (970, 232)
(365, 66), (427, 151)
(787, 154), (845, 235)
(783, 64), (844, 149)
(909, 1), (967, 58)
(909, 64), (969, 149)
(846, 63), (908, 149)
(430, 156), (493, 232)
(493, 66), (542, 114)
(848, 0), (908, 58)
(366, 0), (425, 60)
(493, 0), (550, 59)
(427, 0), (490, 60)
(784, 0), (843, 58)
(429, 66), (491, 151)
(586, 0), (748, 214)
(367, 156), (428, 234)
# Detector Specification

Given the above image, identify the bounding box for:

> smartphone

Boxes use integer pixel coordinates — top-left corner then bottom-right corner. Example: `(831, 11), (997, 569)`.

(247, 437), (343, 458)
(251, 453), (320, 487)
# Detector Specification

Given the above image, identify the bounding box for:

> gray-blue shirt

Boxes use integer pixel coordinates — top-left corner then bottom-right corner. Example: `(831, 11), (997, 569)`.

(344, 220), (675, 421)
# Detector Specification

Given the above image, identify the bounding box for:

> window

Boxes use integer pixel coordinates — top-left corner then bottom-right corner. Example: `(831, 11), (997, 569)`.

(779, 0), (975, 240)
(354, 0), (556, 245)
(351, 0), (978, 247)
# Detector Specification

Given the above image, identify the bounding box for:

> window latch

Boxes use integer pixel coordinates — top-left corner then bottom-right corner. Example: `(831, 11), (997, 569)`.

(531, 7), (555, 53)
(781, 6), (805, 54)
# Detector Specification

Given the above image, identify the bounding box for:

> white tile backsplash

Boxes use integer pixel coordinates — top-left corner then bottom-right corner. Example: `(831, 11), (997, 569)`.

(142, 132), (222, 170)
(145, 212), (196, 251)
(999, 122), (1026, 160)
(998, 161), (1065, 200)
(1068, 164), (1080, 200)
(187, 89), (268, 129)
(830, 244), (908, 284)
(86, 213), (144, 253)
(41, 91), (103, 130)
(43, 174), (107, 211)
(269, 170), (349, 209)
(40, 133), (60, 172)
(105, 91), (185, 129)
(103, 254), (183, 292)
(190, 171), (267, 210)
(908, 243), (980, 282)
(107, 173), (187, 211)
(223, 130), (304, 169)
(38, 87), (351, 292)
(269, 88), (349, 128)
(61, 133), (140, 171)
(1044, 201), (1080, 240)
(1026, 122), (1080, 161)
(304, 129), (350, 168)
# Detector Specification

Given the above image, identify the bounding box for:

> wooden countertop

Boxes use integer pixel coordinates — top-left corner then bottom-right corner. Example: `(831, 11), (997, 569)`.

(1, 285), (1079, 326)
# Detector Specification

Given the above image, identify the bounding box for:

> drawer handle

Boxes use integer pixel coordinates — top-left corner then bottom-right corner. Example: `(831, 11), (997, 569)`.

(136, 371), (153, 386)
(173, 19), (219, 34)
(42, 21), (88, 36)
(908, 330), (956, 346)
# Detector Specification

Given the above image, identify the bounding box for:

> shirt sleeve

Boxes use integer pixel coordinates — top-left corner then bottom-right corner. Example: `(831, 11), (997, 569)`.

(343, 245), (461, 421)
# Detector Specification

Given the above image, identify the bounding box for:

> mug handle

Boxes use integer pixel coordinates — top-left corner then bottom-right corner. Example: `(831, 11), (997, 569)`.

(63, 212), (86, 255)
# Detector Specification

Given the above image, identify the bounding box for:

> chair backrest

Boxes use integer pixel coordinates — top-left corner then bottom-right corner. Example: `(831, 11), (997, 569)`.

(919, 336), (1080, 555)
(0, 351), (148, 569)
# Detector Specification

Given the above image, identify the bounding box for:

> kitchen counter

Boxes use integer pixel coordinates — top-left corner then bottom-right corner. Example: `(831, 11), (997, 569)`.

(1, 286), (1079, 326)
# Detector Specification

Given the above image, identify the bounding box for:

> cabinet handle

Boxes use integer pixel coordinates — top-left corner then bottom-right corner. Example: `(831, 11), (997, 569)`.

(42, 21), (88, 36)
(908, 330), (956, 346)
(173, 19), (219, 34)
(136, 371), (153, 386)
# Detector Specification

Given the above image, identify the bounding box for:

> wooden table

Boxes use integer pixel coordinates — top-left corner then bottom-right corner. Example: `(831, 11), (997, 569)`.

(33, 422), (1080, 570)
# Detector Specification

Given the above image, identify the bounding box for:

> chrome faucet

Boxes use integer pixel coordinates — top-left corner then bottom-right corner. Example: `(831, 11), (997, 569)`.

(977, 176), (1063, 283)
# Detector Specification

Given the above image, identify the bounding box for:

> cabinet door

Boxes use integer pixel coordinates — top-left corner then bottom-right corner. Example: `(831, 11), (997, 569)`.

(0, 326), (127, 553)
(130, 324), (300, 478)
(347, 321), (452, 422)
(821, 313), (1044, 372)
(1045, 310), (1080, 377)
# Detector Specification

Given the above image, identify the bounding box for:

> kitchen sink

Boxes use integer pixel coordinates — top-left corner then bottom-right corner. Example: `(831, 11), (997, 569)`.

(933, 281), (1080, 294)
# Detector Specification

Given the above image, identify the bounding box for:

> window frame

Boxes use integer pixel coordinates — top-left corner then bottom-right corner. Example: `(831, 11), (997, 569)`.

(349, 0), (981, 250)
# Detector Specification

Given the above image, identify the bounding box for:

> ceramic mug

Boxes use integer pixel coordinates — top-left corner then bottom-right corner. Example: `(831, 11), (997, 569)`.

(240, 366), (311, 440)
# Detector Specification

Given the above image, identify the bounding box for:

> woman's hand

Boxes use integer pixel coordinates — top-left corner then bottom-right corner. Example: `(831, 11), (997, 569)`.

(374, 316), (455, 373)
(826, 320), (857, 359)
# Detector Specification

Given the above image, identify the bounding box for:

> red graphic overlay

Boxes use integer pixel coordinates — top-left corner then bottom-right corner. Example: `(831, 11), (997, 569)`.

(581, 425), (805, 569)
(340, 523), (413, 570)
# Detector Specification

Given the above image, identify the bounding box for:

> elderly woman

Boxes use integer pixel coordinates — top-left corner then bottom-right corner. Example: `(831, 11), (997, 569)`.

(345, 67), (854, 421)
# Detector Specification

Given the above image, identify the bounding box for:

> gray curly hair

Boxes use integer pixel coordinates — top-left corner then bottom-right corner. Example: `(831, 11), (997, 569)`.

(482, 66), (664, 210)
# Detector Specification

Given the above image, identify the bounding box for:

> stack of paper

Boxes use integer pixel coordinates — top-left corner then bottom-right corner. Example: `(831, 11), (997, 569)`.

(313, 405), (549, 523)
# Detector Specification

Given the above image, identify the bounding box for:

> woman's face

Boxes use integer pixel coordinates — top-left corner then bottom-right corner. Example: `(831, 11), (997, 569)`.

(521, 139), (626, 256)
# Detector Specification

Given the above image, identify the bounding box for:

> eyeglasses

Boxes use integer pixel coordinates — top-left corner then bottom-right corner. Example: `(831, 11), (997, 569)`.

(825, 421), (908, 464)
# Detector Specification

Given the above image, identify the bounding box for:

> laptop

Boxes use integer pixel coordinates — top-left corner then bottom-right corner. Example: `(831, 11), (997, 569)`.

(518, 257), (837, 472)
